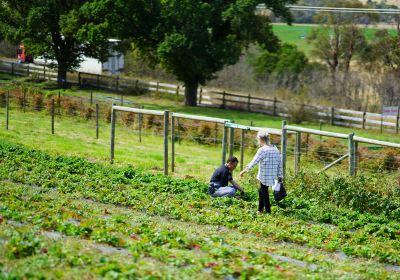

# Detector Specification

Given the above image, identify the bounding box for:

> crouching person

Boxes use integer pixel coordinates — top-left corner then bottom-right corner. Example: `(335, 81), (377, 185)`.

(209, 156), (245, 197)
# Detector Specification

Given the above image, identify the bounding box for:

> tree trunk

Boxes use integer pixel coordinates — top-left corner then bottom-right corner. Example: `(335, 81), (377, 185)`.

(57, 66), (68, 88)
(184, 81), (198, 106)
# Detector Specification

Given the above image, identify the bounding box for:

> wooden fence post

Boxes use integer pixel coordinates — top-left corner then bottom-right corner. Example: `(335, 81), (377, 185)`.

(362, 111), (366, 129)
(247, 94), (251, 112)
(229, 124), (234, 158)
(78, 72), (81, 86)
(51, 98), (55, 134)
(240, 129), (245, 171)
(222, 91), (226, 109)
(11, 63), (14, 75)
(6, 91), (9, 130)
(164, 110), (169, 176)
(331, 107), (335, 126)
(156, 82), (159, 93)
(171, 115), (175, 173)
(380, 114), (383, 134)
(348, 132), (355, 176)
(26, 64), (30, 77)
(222, 123), (228, 165)
(176, 85), (180, 96)
(43, 65), (46, 80)
(116, 76), (119, 92)
(95, 104), (99, 139)
(294, 131), (301, 174)
(273, 97), (277, 117)
(199, 88), (203, 104)
(281, 120), (288, 179)
(58, 91), (61, 114)
(110, 105), (116, 164)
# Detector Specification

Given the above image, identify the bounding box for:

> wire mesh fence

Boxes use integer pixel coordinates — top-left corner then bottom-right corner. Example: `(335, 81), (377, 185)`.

(0, 86), (399, 184)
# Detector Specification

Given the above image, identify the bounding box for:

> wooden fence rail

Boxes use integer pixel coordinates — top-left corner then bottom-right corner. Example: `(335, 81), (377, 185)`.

(1, 60), (399, 133)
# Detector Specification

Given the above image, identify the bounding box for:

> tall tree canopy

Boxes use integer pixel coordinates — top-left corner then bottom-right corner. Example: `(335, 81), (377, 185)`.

(0, 0), (114, 85)
(87, 0), (295, 106)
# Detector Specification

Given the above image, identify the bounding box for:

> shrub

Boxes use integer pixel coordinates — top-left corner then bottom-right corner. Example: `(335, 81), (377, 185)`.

(13, 91), (25, 109)
(122, 112), (135, 127)
(383, 149), (400, 172)
(33, 93), (44, 111)
(103, 107), (112, 123)
(83, 107), (95, 120)
(143, 115), (162, 129)
(61, 98), (79, 116)
(0, 91), (7, 107)
(311, 138), (345, 163)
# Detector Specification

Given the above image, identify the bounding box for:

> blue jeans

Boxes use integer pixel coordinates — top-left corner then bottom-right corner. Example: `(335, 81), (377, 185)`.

(212, 186), (237, 197)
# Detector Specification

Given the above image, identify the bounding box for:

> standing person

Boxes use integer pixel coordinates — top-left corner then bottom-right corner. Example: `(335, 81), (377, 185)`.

(240, 131), (282, 213)
(209, 156), (245, 197)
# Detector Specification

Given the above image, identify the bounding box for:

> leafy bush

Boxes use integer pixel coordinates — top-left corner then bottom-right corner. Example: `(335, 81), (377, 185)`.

(61, 98), (79, 116)
(33, 93), (44, 111)
(122, 112), (135, 127)
(83, 106), (95, 120)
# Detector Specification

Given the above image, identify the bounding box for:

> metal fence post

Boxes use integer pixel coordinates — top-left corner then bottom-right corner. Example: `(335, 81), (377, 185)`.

(51, 98), (55, 134)
(222, 122), (228, 165)
(240, 129), (245, 171)
(348, 132), (355, 176)
(96, 104), (99, 139)
(164, 110), (169, 176)
(110, 105), (116, 164)
(171, 115), (175, 173)
(281, 120), (288, 179)
(294, 131), (301, 174)
(229, 124), (234, 158)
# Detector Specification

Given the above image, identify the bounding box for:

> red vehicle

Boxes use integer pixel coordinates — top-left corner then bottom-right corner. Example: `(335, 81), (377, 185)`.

(17, 44), (33, 63)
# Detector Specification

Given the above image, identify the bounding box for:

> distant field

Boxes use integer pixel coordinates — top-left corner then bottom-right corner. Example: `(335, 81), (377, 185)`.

(272, 24), (397, 56)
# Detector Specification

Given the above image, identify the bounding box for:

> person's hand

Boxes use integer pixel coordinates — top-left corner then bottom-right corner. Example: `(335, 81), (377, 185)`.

(239, 170), (246, 178)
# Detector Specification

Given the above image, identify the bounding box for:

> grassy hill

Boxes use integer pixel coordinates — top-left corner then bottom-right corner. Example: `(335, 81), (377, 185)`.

(272, 24), (397, 56)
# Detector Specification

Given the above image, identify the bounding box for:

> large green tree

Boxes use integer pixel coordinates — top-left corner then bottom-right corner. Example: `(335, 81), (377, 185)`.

(88, 0), (295, 106)
(0, 0), (116, 85)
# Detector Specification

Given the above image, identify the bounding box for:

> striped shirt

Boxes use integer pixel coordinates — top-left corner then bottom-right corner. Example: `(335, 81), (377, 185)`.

(245, 145), (283, 186)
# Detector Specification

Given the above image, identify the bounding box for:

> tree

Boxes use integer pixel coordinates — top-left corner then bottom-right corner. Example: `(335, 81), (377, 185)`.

(89, 0), (295, 106)
(0, 0), (114, 86)
(362, 27), (400, 106)
(307, 0), (371, 76)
